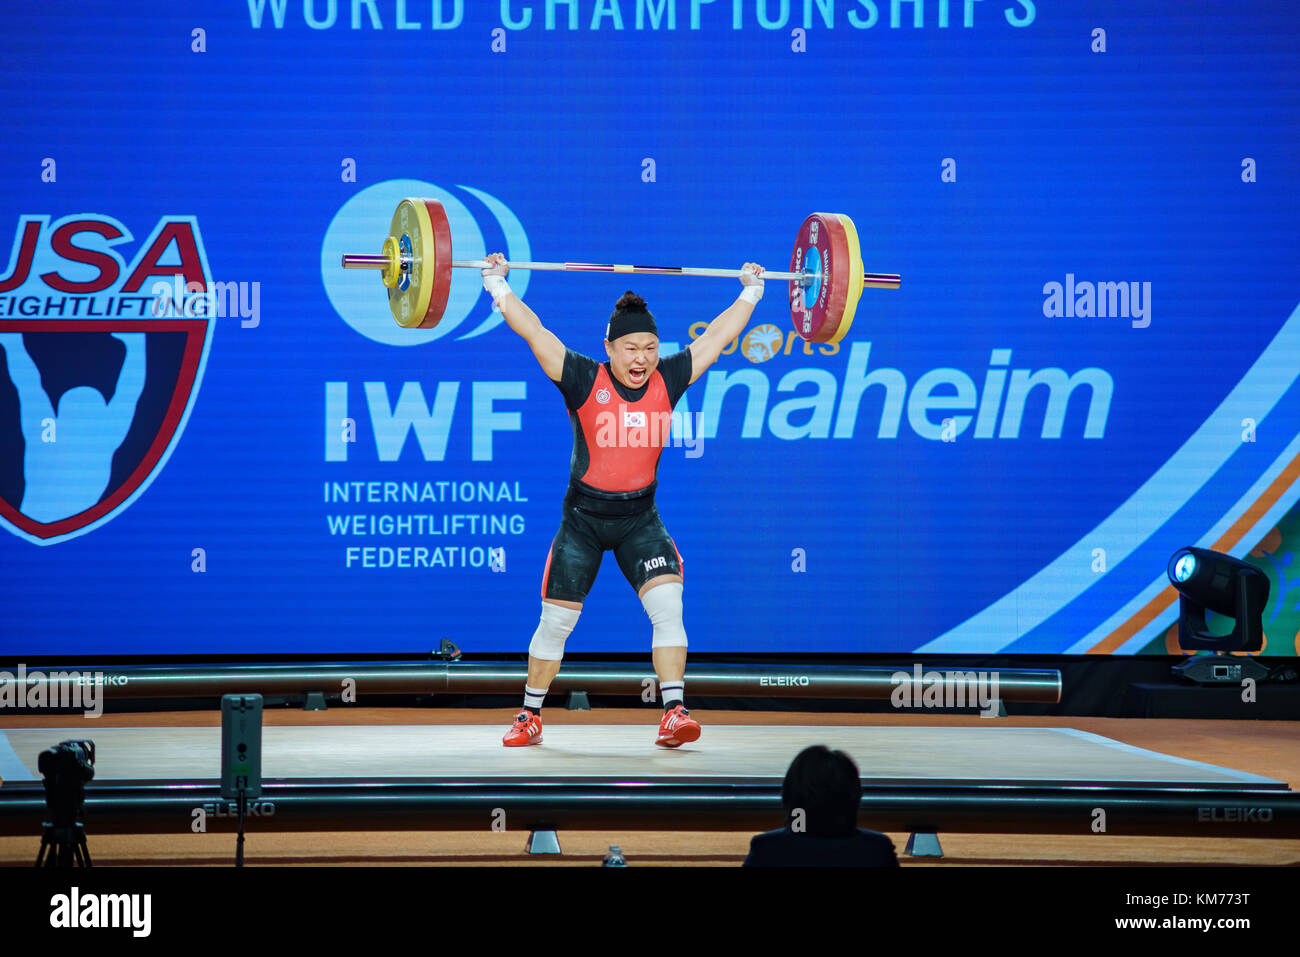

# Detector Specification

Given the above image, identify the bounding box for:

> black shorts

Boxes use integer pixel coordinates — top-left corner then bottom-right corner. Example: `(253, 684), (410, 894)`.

(541, 499), (684, 603)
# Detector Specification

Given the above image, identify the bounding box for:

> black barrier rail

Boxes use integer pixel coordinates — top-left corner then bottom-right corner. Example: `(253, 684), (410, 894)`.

(0, 661), (1062, 702)
(0, 780), (1295, 837)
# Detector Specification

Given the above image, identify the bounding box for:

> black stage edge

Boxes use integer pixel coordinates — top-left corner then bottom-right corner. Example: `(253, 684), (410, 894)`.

(1123, 681), (1300, 719)
(1, 780), (1297, 837)
(3, 867), (1290, 946)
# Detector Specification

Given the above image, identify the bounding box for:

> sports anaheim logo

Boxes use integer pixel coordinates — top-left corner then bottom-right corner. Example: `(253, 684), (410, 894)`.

(0, 214), (215, 545)
(688, 321), (842, 364)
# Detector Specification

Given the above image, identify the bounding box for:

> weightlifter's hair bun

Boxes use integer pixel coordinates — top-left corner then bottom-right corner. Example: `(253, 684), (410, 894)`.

(606, 291), (657, 341)
(614, 291), (648, 312)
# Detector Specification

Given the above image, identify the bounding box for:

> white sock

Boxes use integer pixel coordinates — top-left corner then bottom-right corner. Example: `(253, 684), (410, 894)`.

(523, 684), (548, 712)
(661, 681), (685, 710)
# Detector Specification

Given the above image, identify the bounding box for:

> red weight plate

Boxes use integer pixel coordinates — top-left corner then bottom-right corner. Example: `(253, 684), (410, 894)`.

(788, 213), (850, 342)
(417, 198), (454, 329)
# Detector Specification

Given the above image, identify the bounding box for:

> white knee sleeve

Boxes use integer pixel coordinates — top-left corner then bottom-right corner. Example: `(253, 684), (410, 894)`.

(642, 582), (687, 649)
(528, 602), (580, 661)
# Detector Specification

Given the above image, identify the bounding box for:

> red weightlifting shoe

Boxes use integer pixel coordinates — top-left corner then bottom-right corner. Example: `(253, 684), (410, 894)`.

(655, 705), (701, 748)
(503, 710), (543, 747)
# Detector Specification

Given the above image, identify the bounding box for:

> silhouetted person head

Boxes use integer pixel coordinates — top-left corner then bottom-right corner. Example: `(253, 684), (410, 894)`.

(782, 745), (861, 837)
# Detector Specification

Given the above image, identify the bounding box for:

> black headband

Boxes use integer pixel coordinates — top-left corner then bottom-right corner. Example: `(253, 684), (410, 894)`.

(606, 306), (658, 342)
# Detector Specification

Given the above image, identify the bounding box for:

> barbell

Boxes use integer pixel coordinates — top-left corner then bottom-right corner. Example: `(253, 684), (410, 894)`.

(341, 198), (900, 343)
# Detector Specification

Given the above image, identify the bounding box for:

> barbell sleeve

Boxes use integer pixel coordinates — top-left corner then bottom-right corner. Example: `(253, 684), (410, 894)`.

(341, 255), (391, 269)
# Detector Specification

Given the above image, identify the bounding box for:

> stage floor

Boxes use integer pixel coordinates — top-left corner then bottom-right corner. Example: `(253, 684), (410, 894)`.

(0, 724), (1285, 789)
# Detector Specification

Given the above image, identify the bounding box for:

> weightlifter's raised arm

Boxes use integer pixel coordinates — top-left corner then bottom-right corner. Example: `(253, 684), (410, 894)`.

(481, 252), (565, 381)
(687, 262), (764, 385)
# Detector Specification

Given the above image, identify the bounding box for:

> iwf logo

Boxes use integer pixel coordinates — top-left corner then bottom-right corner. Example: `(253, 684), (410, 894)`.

(320, 180), (532, 347)
(0, 214), (215, 545)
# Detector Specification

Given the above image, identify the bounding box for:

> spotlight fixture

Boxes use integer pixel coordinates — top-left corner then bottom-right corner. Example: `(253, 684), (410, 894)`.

(1165, 546), (1270, 684)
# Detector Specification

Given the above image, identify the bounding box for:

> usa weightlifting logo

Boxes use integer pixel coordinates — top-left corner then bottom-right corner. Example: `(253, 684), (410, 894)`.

(322, 179), (531, 347)
(0, 213), (216, 545)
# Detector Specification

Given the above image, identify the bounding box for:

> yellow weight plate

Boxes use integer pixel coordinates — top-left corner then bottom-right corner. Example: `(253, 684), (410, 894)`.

(829, 213), (864, 345)
(388, 198), (436, 328)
